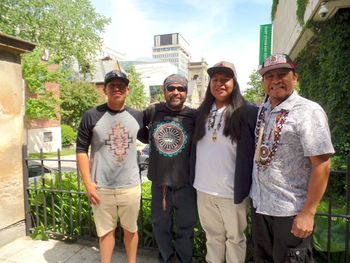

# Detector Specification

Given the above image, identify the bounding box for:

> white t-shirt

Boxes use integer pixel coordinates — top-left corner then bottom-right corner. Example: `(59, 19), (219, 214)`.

(194, 105), (237, 198)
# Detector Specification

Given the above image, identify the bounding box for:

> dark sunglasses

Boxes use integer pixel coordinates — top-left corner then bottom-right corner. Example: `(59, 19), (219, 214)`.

(165, 85), (187, 92)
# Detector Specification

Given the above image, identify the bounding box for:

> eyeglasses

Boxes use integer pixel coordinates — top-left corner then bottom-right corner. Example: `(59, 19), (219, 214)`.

(165, 85), (187, 92)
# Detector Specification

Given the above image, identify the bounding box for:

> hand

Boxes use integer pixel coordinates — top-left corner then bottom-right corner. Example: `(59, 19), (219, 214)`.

(291, 211), (314, 238)
(85, 182), (100, 205)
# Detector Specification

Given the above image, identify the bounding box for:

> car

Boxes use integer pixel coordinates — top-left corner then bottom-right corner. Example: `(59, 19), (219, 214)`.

(137, 144), (150, 171)
(27, 163), (57, 184)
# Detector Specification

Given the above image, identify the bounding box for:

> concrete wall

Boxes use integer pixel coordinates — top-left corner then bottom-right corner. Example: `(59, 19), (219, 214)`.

(0, 32), (35, 245)
(0, 51), (26, 230)
(273, 0), (350, 59)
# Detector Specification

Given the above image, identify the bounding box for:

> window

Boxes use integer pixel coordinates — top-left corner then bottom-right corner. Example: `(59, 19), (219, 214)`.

(43, 132), (53, 142)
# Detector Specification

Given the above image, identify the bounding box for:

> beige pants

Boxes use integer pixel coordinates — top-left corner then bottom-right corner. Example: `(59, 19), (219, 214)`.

(197, 191), (248, 263)
(92, 184), (141, 237)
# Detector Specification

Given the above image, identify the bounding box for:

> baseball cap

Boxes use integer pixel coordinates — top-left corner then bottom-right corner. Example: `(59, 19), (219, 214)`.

(104, 70), (129, 86)
(163, 74), (188, 89)
(207, 61), (237, 78)
(258, 53), (295, 76)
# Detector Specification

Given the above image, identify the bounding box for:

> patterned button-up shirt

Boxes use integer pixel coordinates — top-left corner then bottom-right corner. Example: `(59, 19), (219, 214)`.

(250, 92), (335, 216)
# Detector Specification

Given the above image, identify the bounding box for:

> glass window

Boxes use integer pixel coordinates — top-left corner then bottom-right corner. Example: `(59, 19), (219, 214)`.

(43, 132), (53, 142)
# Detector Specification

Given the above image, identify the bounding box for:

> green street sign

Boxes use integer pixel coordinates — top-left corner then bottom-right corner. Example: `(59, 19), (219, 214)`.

(259, 24), (272, 65)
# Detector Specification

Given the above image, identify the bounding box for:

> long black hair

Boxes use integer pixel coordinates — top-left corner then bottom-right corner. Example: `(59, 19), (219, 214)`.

(193, 78), (247, 143)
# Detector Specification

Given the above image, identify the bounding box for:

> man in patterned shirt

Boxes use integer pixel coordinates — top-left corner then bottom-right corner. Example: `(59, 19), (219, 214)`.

(250, 53), (335, 262)
(76, 70), (143, 263)
(139, 74), (197, 263)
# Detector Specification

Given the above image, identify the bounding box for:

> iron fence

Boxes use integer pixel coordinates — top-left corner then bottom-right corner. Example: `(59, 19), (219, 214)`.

(23, 147), (350, 262)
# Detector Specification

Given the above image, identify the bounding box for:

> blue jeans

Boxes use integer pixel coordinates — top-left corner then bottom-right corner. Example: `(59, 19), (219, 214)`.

(151, 184), (198, 263)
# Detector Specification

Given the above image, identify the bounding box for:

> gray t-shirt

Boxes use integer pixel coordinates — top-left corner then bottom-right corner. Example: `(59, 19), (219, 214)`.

(250, 92), (335, 216)
(76, 104), (143, 188)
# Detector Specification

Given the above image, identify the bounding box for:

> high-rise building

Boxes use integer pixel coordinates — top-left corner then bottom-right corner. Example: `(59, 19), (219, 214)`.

(152, 33), (190, 77)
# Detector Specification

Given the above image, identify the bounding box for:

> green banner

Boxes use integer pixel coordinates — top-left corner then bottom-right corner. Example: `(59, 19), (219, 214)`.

(259, 24), (272, 65)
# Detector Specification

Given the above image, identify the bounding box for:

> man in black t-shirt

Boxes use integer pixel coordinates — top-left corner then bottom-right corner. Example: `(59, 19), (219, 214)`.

(139, 74), (197, 263)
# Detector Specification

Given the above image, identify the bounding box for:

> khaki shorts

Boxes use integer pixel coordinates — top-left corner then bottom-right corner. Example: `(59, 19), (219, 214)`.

(92, 184), (141, 237)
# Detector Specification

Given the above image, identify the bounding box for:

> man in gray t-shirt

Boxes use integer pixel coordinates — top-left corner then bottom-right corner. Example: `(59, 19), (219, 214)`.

(250, 54), (334, 263)
(76, 70), (143, 263)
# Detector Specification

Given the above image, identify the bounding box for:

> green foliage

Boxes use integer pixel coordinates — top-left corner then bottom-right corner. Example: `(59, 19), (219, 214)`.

(271, 0), (279, 21)
(31, 224), (49, 241)
(1, 0), (110, 120)
(0, 0), (110, 73)
(331, 155), (347, 170)
(295, 9), (350, 156)
(125, 65), (148, 110)
(138, 181), (155, 247)
(296, 0), (309, 25)
(244, 71), (265, 105)
(22, 49), (61, 94)
(22, 48), (64, 120)
(29, 172), (95, 239)
(150, 86), (165, 104)
(29, 148), (76, 158)
(25, 92), (59, 119)
(60, 81), (100, 129)
(314, 201), (347, 252)
(61, 124), (76, 147)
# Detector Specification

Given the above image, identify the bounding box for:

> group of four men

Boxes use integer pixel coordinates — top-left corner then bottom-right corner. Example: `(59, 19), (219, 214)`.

(76, 53), (334, 263)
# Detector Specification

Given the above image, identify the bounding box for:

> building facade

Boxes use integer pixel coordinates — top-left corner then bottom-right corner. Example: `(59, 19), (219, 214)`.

(188, 59), (209, 103)
(272, 0), (350, 59)
(152, 33), (191, 77)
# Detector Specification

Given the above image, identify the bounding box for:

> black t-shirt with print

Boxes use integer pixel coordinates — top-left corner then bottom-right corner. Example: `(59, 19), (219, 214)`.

(140, 103), (196, 187)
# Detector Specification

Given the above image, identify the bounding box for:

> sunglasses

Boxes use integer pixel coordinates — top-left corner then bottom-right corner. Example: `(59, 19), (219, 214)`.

(165, 85), (187, 92)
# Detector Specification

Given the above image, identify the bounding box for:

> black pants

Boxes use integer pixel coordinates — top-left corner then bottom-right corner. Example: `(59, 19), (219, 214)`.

(251, 209), (314, 263)
(151, 184), (198, 263)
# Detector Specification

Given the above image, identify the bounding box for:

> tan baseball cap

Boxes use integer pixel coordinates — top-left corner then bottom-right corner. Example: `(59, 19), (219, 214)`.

(207, 61), (237, 78)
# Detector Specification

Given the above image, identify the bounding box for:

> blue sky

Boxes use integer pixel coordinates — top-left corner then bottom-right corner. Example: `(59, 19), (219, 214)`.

(90, 0), (272, 89)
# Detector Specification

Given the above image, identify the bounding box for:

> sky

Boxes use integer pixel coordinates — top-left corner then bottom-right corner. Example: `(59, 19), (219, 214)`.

(90, 0), (272, 90)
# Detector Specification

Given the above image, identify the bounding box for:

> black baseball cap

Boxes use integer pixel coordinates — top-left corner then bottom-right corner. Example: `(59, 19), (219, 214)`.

(104, 70), (129, 86)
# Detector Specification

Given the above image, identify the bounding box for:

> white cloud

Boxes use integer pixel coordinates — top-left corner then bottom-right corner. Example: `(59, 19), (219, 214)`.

(99, 0), (268, 90)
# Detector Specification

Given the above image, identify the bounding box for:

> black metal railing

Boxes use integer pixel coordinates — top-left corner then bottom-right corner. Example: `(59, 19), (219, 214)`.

(23, 147), (350, 262)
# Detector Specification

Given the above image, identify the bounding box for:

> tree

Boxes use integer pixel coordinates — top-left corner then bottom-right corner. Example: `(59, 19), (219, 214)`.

(22, 48), (64, 119)
(0, 0), (110, 73)
(125, 65), (148, 110)
(60, 81), (101, 130)
(244, 71), (265, 105)
(0, 0), (110, 120)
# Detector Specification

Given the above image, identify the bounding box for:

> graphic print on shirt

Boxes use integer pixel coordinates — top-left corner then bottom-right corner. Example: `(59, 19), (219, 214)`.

(105, 121), (133, 165)
(153, 121), (187, 157)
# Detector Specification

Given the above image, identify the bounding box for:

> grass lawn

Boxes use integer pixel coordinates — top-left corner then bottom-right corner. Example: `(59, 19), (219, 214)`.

(29, 147), (76, 158)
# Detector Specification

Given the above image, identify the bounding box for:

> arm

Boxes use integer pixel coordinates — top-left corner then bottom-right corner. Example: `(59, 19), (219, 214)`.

(291, 154), (331, 238)
(77, 152), (100, 205)
(137, 106), (153, 143)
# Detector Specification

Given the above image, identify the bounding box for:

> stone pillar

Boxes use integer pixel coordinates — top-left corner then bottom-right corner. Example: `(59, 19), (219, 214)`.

(0, 33), (35, 246)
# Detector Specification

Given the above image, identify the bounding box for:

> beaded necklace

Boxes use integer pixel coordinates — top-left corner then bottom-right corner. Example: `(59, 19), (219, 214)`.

(207, 107), (226, 142)
(254, 107), (289, 171)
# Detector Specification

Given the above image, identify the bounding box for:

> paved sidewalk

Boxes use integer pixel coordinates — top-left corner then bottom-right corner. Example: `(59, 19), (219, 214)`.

(0, 236), (158, 263)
